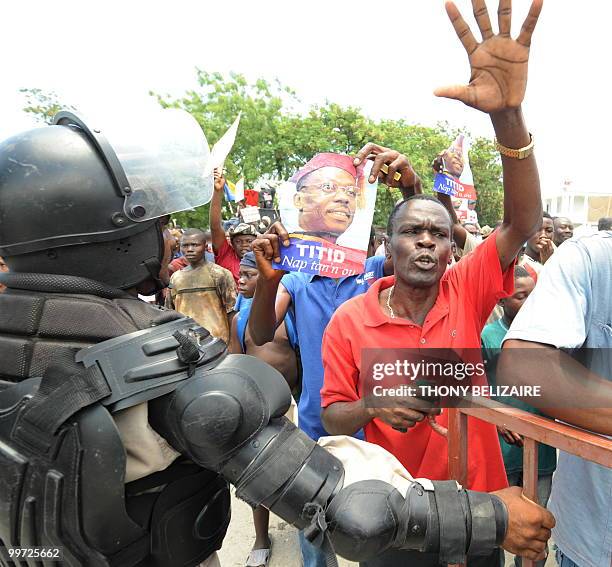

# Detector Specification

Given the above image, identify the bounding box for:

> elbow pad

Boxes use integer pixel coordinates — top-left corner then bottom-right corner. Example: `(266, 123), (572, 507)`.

(324, 479), (507, 565)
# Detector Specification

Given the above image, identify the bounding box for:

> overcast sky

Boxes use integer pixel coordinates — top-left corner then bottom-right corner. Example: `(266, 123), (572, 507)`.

(1, 0), (609, 196)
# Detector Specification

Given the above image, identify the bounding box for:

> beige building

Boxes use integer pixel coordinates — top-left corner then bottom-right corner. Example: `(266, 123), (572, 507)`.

(543, 180), (612, 236)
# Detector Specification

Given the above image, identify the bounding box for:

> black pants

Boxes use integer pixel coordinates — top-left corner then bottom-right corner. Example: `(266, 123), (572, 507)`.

(360, 548), (504, 567)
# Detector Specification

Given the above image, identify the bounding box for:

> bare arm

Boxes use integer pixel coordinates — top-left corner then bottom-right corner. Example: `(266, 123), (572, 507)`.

(491, 109), (541, 270)
(500, 339), (612, 435)
(435, 0), (544, 270)
(227, 310), (236, 330)
(164, 282), (175, 310)
(228, 316), (242, 355)
(321, 401), (373, 436)
(248, 223), (292, 345)
(209, 168), (228, 254)
(249, 279), (292, 346)
(323, 399), (440, 436)
(218, 269), (238, 331)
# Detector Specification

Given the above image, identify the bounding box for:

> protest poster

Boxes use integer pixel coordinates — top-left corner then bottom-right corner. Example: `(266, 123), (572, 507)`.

(432, 134), (477, 201)
(240, 206), (261, 223)
(272, 153), (377, 277)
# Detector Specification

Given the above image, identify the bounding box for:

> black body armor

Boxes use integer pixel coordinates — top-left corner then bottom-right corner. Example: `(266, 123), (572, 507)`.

(0, 274), (230, 566)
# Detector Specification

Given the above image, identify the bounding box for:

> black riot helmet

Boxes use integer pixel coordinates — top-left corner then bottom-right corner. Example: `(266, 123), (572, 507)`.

(0, 109), (213, 290)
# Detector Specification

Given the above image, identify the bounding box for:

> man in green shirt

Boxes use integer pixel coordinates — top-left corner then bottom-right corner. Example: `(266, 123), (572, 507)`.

(166, 229), (237, 345)
(481, 265), (556, 567)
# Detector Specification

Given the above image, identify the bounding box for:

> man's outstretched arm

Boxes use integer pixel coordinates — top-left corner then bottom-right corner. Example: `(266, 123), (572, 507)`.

(501, 339), (612, 435)
(498, 235), (612, 435)
(435, 0), (544, 270)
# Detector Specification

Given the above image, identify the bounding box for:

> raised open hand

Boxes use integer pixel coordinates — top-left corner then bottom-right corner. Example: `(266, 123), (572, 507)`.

(435, 0), (543, 114)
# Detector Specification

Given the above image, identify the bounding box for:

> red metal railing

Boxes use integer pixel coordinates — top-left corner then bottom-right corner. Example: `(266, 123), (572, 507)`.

(447, 399), (612, 567)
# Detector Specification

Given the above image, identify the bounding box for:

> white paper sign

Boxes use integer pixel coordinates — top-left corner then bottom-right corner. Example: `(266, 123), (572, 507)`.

(240, 206), (261, 223)
(205, 113), (242, 175)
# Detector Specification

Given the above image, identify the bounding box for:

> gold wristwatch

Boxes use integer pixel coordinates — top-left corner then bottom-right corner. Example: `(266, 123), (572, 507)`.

(495, 133), (535, 160)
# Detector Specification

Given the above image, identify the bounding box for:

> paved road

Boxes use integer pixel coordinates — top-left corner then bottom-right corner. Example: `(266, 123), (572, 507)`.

(218, 491), (555, 567)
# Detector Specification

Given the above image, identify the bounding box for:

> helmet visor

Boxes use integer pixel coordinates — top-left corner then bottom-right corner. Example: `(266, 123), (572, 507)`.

(100, 108), (213, 222)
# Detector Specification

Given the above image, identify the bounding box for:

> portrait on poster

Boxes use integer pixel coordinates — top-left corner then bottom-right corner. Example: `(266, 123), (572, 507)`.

(273, 153), (377, 277)
(432, 134), (477, 201)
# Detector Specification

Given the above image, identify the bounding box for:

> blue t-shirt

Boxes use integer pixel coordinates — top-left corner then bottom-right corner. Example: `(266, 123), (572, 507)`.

(281, 255), (386, 440)
(236, 295), (298, 353)
(504, 232), (612, 567)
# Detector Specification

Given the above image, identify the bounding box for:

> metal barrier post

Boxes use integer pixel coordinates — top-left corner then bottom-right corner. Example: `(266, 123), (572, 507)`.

(447, 398), (612, 567)
(447, 408), (468, 567)
(521, 438), (539, 567)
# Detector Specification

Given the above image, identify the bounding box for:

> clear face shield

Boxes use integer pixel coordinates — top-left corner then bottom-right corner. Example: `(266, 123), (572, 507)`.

(53, 107), (214, 222)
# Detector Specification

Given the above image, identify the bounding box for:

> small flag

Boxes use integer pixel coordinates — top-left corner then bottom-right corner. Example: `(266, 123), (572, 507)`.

(223, 179), (237, 201)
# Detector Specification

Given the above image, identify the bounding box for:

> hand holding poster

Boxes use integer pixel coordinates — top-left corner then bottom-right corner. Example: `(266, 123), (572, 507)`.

(432, 134), (477, 201)
(272, 153), (377, 277)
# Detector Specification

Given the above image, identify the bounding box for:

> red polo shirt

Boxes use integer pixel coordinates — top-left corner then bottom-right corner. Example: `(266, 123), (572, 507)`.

(321, 233), (514, 491)
(214, 240), (240, 285)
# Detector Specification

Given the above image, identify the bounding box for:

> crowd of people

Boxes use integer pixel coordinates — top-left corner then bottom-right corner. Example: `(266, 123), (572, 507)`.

(91, 144), (609, 567)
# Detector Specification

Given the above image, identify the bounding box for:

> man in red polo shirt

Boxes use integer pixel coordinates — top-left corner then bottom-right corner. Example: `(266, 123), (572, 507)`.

(321, 0), (545, 564)
(322, 198), (513, 488)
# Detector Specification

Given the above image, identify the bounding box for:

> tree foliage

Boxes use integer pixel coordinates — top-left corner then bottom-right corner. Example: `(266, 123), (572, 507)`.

(19, 88), (76, 124)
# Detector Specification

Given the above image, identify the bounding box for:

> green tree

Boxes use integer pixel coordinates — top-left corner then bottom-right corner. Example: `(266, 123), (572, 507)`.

(19, 88), (75, 124)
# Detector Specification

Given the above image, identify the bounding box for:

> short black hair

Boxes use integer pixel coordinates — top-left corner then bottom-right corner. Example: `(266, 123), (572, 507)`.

(542, 211), (553, 220)
(514, 265), (532, 280)
(387, 195), (452, 236)
(181, 229), (207, 243)
(598, 217), (612, 231)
